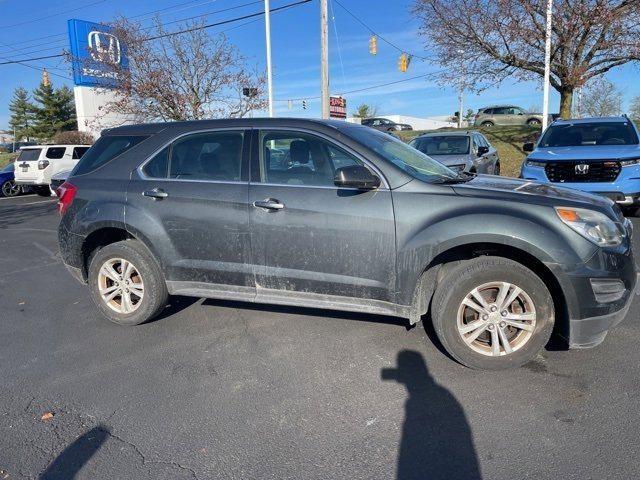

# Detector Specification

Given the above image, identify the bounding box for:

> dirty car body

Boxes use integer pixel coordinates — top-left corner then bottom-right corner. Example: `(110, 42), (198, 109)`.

(58, 118), (635, 369)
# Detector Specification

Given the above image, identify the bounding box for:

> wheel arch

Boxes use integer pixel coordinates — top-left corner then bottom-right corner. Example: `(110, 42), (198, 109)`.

(411, 242), (568, 342)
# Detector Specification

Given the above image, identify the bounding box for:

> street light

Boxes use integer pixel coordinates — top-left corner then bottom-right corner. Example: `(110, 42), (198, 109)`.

(264, 0), (274, 117)
(541, 0), (553, 131)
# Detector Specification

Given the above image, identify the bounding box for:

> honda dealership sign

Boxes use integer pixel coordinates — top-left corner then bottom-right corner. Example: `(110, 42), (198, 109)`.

(68, 19), (128, 87)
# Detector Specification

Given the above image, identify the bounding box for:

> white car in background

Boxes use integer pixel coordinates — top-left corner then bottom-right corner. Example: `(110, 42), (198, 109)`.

(13, 144), (91, 196)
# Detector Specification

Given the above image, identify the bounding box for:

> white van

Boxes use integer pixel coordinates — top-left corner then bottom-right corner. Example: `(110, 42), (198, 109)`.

(14, 144), (91, 196)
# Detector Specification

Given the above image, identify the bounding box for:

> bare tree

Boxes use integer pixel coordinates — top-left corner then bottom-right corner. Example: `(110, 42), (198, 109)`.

(629, 96), (640, 120)
(91, 17), (267, 122)
(578, 76), (622, 117)
(412, 0), (640, 118)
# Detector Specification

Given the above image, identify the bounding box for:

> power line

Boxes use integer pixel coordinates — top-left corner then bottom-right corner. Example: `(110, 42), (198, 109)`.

(332, 0), (430, 61)
(0, 0), (108, 29)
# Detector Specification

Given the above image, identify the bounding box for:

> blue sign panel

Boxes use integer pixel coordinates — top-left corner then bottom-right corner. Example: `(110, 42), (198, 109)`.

(68, 19), (128, 88)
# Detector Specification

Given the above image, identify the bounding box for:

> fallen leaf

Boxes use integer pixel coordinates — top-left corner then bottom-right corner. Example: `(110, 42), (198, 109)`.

(41, 412), (54, 422)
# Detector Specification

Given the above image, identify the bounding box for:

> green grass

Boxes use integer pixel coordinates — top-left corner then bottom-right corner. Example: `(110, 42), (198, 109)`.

(397, 125), (541, 178)
(0, 152), (17, 169)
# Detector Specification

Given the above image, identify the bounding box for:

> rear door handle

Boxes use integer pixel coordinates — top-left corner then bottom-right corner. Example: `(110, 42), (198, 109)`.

(142, 188), (168, 200)
(253, 199), (285, 210)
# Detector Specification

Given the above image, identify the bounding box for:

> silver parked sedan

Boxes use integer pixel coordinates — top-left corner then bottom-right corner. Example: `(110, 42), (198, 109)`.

(409, 131), (500, 175)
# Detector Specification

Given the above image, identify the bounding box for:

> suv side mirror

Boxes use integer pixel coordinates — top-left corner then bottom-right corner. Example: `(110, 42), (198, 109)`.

(477, 146), (489, 156)
(523, 142), (535, 152)
(334, 165), (381, 190)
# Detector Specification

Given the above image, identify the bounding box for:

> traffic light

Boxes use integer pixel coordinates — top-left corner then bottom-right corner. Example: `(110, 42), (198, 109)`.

(302, 100), (308, 110)
(398, 53), (410, 73)
(369, 35), (377, 55)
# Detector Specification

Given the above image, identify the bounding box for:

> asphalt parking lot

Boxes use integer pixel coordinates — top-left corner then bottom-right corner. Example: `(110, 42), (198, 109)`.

(1, 194), (639, 480)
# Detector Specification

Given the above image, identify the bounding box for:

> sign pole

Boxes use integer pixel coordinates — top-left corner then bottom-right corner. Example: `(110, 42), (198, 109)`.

(320, 0), (330, 119)
(542, 0), (553, 130)
(264, 0), (274, 117)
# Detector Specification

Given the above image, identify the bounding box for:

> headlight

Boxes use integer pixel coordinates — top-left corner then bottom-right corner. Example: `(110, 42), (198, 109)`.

(525, 160), (545, 167)
(555, 207), (624, 247)
(620, 158), (640, 167)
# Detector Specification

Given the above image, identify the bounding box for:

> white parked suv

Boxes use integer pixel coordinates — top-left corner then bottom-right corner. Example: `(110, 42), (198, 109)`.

(14, 144), (91, 196)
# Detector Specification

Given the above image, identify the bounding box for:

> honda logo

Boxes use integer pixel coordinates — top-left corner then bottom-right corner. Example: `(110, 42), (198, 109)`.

(87, 31), (121, 65)
(575, 163), (589, 175)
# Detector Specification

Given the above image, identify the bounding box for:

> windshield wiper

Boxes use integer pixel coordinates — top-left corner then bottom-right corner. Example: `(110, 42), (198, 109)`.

(436, 171), (476, 184)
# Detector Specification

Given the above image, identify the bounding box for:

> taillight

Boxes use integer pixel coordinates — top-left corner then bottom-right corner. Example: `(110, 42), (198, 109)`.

(38, 159), (50, 170)
(57, 182), (77, 216)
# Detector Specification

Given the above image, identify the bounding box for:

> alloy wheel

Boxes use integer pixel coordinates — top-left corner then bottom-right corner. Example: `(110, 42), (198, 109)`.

(456, 281), (536, 356)
(97, 258), (145, 314)
(2, 180), (20, 197)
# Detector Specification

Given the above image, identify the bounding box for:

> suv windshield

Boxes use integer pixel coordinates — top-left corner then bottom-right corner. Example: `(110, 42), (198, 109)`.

(411, 136), (470, 155)
(539, 121), (639, 147)
(17, 149), (41, 161)
(345, 126), (459, 183)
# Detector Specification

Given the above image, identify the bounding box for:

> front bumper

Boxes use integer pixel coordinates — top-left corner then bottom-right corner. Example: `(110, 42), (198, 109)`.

(521, 164), (640, 205)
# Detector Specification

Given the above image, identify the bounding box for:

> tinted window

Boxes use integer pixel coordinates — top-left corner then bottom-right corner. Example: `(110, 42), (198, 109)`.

(72, 147), (90, 159)
(169, 131), (243, 181)
(17, 149), (41, 161)
(46, 147), (66, 159)
(493, 108), (508, 115)
(411, 136), (470, 155)
(73, 135), (148, 176)
(260, 130), (362, 186)
(1, 163), (13, 173)
(477, 134), (490, 148)
(483, 108), (494, 115)
(142, 146), (169, 178)
(539, 122), (639, 147)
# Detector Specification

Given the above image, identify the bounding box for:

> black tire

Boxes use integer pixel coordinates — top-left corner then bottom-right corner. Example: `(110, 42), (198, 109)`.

(527, 119), (541, 126)
(493, 162), (501, 176)
(35, 186), (52, 197)
(1, 179), (20, 197)
(480, 121), (494, 128)
(431, 256), (554, 370)
(87, 239), (168, 325)
(622, 206), (638, 217)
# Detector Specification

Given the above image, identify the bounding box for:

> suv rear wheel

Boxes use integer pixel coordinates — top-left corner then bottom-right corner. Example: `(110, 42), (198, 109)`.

(480, 121), (494, 128)
(34, 186), (52, 197)
(527, 118), (541, 126)
(431, 256), (554, 369)
(88, 240), (168, 325)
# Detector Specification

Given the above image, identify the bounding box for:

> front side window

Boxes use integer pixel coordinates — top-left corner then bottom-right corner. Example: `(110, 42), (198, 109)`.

(411, 136), (470, 156)
(142, 146), (169, 178)
(539, 122), (639, 147)
(169, 131), (243, 181)
(259, 130), (362, 187)
(1, 163), (14, 173)
(73, 135), (148, 176)
(17, 149), (41, 161)
(345, 126), (458, 183)
(46, 147), (66, 159)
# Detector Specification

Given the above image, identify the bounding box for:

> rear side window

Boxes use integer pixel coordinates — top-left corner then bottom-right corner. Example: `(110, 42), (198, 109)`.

(73, 135), (148, 176)
(46, 147), (66, 159)
(17, 149), (41, 161)
(168, 131), (243, 181)
(72, 147), (90, 159)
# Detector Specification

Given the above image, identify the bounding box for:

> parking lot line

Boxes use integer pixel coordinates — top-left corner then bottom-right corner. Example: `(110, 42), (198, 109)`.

(0, 198), (56, 206)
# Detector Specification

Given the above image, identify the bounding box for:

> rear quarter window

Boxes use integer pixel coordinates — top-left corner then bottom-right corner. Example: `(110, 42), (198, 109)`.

(72, 135), (148, 176)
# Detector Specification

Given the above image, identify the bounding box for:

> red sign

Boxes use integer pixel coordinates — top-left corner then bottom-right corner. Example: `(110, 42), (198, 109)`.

(329, 96), (347, 119)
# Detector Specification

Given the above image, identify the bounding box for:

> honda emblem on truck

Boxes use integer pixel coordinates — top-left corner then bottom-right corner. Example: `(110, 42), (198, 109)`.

(575, 163), (589, 174)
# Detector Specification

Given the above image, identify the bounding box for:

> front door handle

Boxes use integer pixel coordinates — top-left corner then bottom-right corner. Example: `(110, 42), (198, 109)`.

(142, 188), (169, 200)
(253, 198), (285, 210)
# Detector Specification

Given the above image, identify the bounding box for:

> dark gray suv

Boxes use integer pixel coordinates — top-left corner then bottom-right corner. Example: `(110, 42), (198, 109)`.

(58, 118), (635, 370)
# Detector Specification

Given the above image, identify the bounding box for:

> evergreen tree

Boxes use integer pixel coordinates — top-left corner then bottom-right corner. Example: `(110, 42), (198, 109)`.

(8, 87), (35, 142)
(31, 82), (77, 141)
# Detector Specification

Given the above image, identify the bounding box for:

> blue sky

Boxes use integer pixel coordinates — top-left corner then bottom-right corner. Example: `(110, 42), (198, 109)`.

(1, 0), (639, 130)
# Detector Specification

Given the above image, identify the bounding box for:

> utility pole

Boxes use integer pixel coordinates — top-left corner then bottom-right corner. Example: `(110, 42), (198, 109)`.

(320, 0), (329, 119)
(458, 90), (464, 129)
(541, 0), (553, 131)
(264, 0), (274, 117)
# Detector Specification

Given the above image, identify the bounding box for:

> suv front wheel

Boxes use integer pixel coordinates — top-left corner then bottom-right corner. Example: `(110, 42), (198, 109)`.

(431, 256), (554, 369)
(88, 240), (168, 325)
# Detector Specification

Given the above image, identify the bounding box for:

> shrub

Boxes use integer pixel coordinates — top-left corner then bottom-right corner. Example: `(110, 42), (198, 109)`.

(52, 130), (95, 145)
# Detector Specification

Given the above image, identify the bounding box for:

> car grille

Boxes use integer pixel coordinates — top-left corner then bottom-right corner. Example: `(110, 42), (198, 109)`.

(544, 161), (621, 183)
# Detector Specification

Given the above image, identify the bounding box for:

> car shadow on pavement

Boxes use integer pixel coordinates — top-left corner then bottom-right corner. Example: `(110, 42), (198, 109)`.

(382, 350), (482, 480)
(39, 424), (109, 480)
